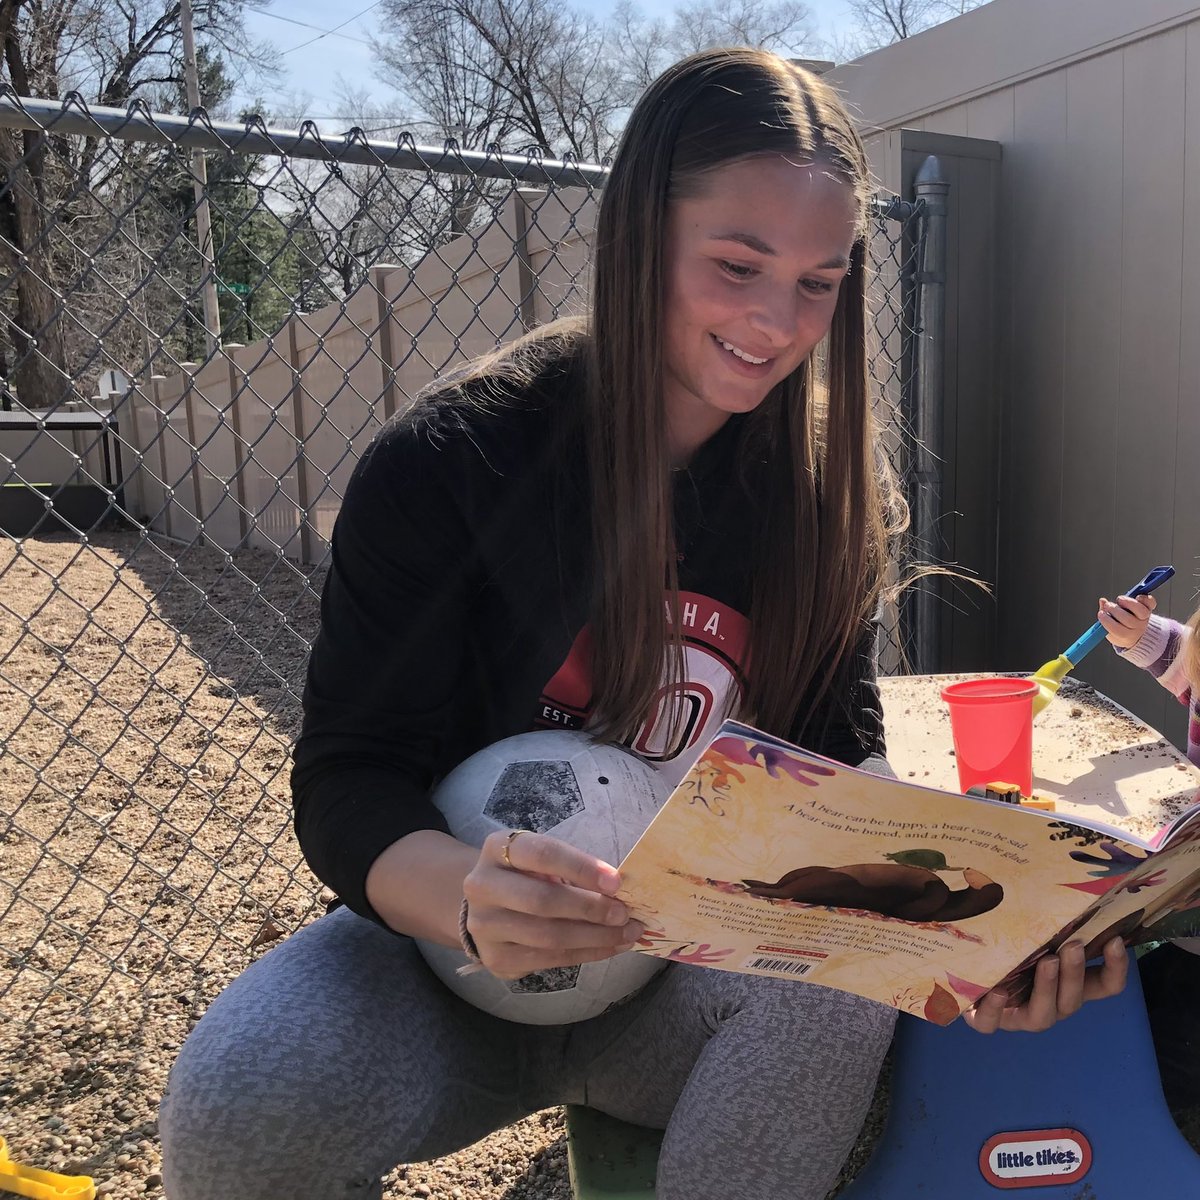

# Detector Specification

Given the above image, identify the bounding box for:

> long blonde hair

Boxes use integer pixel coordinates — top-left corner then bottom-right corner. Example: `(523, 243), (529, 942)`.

(1186, 605), (1200, 689)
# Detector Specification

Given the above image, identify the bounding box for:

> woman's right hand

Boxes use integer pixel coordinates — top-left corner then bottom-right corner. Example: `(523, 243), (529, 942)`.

(461, 829), (644, 979)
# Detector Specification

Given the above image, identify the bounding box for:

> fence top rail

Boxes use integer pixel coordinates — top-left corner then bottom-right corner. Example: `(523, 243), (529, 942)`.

(870, 194), (921, 223)
(0, 91), (923, 220)
(0, 91), (612, 188)
(0, 410), (118, 431)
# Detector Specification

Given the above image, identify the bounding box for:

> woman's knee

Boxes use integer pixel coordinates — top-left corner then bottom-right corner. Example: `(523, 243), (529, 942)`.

(652, 977), (894, 1200)
(159, 914), (424, 1196)
(159, 910), (541, 1196)
(749, 975), (896, 1074)
(159, 978), (377, 1196)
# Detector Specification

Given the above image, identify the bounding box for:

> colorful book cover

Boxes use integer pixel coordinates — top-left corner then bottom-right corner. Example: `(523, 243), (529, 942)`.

(616, 720), (1200, 1023)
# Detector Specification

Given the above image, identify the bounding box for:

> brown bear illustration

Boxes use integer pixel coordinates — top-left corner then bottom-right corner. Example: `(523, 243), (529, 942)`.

(741, 862), (1004, 923)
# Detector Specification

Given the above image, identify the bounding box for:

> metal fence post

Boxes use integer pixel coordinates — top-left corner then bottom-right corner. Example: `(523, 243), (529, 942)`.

(180, 0), (222, 354)
(513, 190), (540, 331)
(910, 155), (949, 674)
(369, 266), (401, 421)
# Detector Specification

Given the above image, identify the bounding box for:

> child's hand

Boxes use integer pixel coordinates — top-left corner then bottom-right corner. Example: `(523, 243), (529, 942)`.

(1097, 593), (1156, 649)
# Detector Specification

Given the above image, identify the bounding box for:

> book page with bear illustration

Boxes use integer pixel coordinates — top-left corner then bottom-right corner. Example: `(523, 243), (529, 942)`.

(617, 721), (1200, 1024)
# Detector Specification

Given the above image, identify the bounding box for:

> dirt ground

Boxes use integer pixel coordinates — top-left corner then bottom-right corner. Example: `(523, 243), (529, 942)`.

(0, 532), (588, 1199)
(0, 532), (1196, 1198)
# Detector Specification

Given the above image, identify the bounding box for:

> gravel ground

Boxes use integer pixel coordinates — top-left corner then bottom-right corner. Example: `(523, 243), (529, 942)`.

(0, 532), (1196, 1199)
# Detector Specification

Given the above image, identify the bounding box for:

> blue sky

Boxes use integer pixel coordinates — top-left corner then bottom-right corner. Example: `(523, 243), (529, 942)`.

(238, 0), (855, 122)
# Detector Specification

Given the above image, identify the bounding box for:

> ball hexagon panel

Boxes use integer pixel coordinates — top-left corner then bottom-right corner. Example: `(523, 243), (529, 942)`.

(510, 965), (582, 993)
(482, 760), (586, 832)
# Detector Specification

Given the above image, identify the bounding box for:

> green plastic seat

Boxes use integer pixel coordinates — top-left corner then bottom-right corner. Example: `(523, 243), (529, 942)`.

(565, 1105), (662, 1199)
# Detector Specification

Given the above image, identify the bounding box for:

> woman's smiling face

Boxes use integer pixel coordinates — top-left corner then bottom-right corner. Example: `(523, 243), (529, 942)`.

(661, 154), (860, 463)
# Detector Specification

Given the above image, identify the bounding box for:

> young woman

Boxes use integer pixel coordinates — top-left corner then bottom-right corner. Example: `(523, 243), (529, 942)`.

(160, 48), (1126, 1200)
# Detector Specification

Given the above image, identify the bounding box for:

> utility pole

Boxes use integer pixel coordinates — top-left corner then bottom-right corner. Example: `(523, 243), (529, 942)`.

(180, 0), (222, 356)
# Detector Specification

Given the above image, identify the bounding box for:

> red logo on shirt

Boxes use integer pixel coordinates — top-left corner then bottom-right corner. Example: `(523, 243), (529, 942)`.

(535, 592), (749, 784)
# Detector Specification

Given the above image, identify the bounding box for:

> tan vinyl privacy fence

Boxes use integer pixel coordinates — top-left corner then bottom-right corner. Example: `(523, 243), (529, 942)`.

(115, 187), (595, 563)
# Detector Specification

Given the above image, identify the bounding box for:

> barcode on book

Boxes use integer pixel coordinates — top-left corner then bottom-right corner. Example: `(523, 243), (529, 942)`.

(744, 956), (813, 976)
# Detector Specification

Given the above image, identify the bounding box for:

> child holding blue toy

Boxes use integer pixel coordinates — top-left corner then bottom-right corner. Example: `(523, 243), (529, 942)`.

(1101, 588), (1200, 1109)
(1099, 590), (1200, 767)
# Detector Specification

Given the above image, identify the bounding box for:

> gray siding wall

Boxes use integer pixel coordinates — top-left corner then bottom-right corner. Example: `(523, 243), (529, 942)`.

(834, 0), (1200, 745)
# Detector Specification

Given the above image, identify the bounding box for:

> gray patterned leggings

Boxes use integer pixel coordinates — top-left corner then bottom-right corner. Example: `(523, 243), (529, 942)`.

(159, 907), (894, 1200)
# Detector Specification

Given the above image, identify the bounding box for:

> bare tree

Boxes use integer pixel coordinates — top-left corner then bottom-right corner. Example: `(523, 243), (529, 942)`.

(376, 0), (818, 163)
(0, 0), (274, 406)
(667, 0), (815, 59)
(271, 85), (454, 297)
(608, 1), (672, 104)
(375, 0), (621, 161)
(0, 2), (68, 407)
(832, 0), (990, 57)
(613, 0), (816, 98)
(3, 1), (274, 104)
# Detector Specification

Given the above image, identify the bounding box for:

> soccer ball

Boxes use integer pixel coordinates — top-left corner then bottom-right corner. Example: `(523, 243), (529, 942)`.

(414, 730), (670, 1024)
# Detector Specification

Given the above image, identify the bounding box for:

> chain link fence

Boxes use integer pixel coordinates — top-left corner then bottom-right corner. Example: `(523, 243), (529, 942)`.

(0, 92), (932, 1032)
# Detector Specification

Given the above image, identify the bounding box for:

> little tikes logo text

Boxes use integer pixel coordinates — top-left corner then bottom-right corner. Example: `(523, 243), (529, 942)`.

(979, 1129), (1092, 1189)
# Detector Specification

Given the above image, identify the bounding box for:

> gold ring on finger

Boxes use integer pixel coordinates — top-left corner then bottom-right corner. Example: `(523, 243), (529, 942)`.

(501, 828), (529, 869)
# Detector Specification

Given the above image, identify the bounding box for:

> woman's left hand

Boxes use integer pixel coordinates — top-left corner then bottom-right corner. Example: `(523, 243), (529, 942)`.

(963, 937), (1128, 1034)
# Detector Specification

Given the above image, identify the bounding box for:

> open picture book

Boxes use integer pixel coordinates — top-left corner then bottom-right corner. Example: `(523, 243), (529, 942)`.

(616, 691), (1200, 1025)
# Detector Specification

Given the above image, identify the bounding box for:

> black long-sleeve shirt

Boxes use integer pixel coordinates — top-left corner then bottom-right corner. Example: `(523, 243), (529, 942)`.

(292, 360), (886, 921)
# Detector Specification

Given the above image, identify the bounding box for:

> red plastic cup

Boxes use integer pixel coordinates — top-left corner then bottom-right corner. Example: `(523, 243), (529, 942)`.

(940, 678), (1036, 796)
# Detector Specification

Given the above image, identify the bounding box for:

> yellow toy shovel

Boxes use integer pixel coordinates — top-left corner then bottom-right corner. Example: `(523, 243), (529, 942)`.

(1029, 564), (1175, 717)
(0, 1138), (95, 1200)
